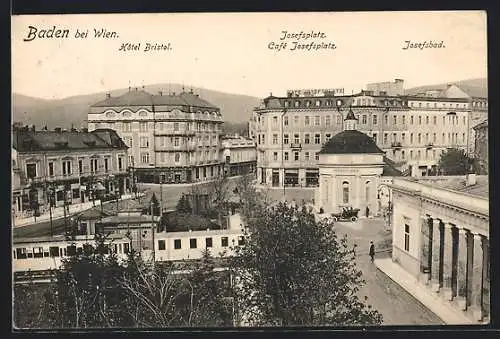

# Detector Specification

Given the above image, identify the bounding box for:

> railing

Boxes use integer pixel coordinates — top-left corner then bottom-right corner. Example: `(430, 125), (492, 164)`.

(290, 143), (302, 149)
(425, 143), (434, 149)
(391, 142), (402, 149)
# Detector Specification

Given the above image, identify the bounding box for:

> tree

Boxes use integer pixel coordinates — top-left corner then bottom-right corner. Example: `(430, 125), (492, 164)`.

(230, 202), (382, 326)
(149, 193), (161, 216)
(438, 148), (473, 175)
(176, 194), (192, 214)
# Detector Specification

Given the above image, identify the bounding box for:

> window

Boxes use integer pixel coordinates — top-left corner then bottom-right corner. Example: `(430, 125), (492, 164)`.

(238, 236), (245, 246)
(314, 116), (320, 126)
(383, 133), (388, 144)
(118, 157), (123, 171)
(304, 134), (310, 144)
(294, 134), (300, 144)
(49, 246), (60, 257)
(315, 100), (321, 107)
(426, 116), (429, 125)
(418, 116), (422, 125)
(410, 150), (413, 159)
(384, 115), (388, 125)
(325, 133), (331, 140)
(174, 153), (180, 163)
(174, 239), (182, 249)
(365, 181), (371, 202)
(443, 116), (446, 125)
(158, 240), (166, 250)
(104, 158), (109, 172)
(418, 133), (421, 144)
(304, 116), (310, 125)
(402, 150), (405, 159)
(139, 122), (148, 132)
(294, 151), (299, 161)
(284, 152), (289, 161)
(425, 133), (429, 143)
(404, 224), (410, 251)
(463, 116), (466, 125)
(273, 152), (278, 161)
(174, 137), (180, 146)
(284, 101), (289, 108)
(206, 237), (213, 248)
(123, 122), (131, 132)
(401, 133), (406, 143)
(284, 116), (289, 126)
(433, 116), (437, 125)
(402, 115), (406, 125)
(392, 133), (397, 142)
(294, 115), (299, 125)
(336, 115), (342, 124)
(342, 181), (349, 204)
(314, 134), (320, 144)
(190, 239), (197, 249)
(272, 134), (278, 144)
(33, 247), (44, 258)
(173, 122), (179, 131)
(16, 248), (27, 259)
(462, 133), (466, 143)
(373, 115), (378, 125)
(372, 133), (377, 143)
(62, 160), (72, 176)
(78, 160), (83, 174)
(48, 162), (54, 176)
(362, 115), (367, 124)
(141, 152), (149, 164)
(140, 137), (149, 148)
(325, 115), (331, 126)
(315, 152), (319, 161)
(221, 237), (229, 247)
(304, 152), (310, 161)
(90, 159), (98, 173)
(272, 116), (278, 126)
(26, 163), (37, 178)
(283, 134), (289, 144)
(410, 116), (414, 125)
(417, 150), (421, 159)
(393, 115), (397, 125)
(433, 150), (436, 159)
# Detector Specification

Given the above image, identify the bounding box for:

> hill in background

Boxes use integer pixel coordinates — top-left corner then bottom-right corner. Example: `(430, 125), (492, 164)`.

(12, 78), (487, 132)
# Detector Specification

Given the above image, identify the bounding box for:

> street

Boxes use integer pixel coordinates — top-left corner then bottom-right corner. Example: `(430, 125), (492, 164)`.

(333, 218), (444, 325)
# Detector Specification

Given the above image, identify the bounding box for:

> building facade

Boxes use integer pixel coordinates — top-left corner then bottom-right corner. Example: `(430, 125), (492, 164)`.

(221, 134), (257, 177)
(87, 88), (224, 184)
(390, 175), (489, 323)
(250, 79), (488, 187)
(473, 120), (488, 175)
(12, 126), (129, 219)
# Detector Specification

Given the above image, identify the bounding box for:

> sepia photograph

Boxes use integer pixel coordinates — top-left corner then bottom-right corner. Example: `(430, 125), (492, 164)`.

(11, 11), (489, 329)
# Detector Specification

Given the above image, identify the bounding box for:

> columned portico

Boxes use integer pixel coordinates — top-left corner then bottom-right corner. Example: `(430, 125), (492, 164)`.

(456, 229), (468, 310)
(430, 218), (442, 292)
(441, 222), (454, 300)
(470, 233), (485, 321)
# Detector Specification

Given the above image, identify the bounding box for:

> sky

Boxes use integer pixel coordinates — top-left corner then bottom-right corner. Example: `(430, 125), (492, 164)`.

(12, 11), (487, 100)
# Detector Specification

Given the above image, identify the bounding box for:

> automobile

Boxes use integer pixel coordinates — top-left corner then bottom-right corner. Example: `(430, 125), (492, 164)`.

(331, 207), (360, 222)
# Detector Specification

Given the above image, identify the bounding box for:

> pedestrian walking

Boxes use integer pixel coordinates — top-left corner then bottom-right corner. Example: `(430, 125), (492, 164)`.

(365, 206), (370, 218)
(369, 241), (375, 263)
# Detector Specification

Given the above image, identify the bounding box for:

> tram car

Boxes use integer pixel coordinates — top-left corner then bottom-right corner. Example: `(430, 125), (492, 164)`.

(12, 234), (131, 277)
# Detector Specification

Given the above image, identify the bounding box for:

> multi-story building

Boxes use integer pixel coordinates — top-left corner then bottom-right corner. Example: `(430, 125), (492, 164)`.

(12, 126), (129, 219)
(221, 134), (257, 177)
(473, 120), (488, 175)
(250, 79), (488, 187)
(87, 87), (224, 184)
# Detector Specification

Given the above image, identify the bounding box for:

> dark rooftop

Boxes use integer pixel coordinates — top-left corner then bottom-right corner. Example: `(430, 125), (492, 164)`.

(382, 157), (403, 177)
(319, 130), (384, 155)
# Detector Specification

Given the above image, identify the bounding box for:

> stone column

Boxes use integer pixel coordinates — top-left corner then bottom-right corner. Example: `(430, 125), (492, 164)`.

(431, 219), (442, 292)
(470, 233), (485, 321)
(441, 223), (454, 300)
(420, 216), (431, 284)
(456, 229), (469, 310)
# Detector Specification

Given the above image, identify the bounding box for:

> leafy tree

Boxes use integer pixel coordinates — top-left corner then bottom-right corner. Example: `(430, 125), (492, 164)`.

(438, 148), (473, 175)
(230, 202), (382, 326)
(176, 194), (192, 214)
(13, 281), (53, 329)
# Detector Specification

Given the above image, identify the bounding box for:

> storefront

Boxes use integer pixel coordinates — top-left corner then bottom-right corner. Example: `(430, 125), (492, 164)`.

(305, 168), (319, 187)
(284, 169), (299, 187)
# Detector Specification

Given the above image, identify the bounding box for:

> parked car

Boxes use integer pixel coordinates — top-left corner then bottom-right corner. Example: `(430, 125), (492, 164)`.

(331, 207), (360, 222)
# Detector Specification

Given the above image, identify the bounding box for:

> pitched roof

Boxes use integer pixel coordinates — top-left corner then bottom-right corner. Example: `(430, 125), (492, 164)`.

(12, 129), (128, 152)
(344, 107), (358, 121)
(91, 90), (218, 109)
(382, 157), (403, 176)
(319, 130), (384, 155)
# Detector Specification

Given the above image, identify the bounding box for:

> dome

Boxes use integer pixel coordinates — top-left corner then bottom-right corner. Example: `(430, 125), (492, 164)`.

(319, 130), (384, 155)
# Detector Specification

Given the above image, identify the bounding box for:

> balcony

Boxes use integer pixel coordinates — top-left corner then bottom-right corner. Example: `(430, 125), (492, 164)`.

(290, 143), (302, 150)
(154, 130), (196, 136)
(391, 142), (402, 150)
(425, 143), (434, 149)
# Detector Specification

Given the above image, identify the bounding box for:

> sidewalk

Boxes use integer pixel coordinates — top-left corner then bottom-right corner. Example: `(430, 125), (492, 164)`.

(375, 257), (474, 325)
(12, 194), (140, 228)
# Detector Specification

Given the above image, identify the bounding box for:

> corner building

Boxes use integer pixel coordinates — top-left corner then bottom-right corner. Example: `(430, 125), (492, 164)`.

(87, 88), (224, 184)
(250, 79), (488, 187)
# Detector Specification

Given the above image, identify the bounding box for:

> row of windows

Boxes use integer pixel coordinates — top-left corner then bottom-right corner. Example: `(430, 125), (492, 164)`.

(93, 121), (221, 132)
(158, 236), (245, 250)
(104, 110), (219, 119)
(256, 131), (466, 146)
(258, 112), (467, 128)
(13, 242), (130, 259)
(139, 150), (219, 164)
(25, 156), (125, 179)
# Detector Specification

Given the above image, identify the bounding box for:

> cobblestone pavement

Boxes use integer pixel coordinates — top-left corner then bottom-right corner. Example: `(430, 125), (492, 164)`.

(333, 218), (444, 326)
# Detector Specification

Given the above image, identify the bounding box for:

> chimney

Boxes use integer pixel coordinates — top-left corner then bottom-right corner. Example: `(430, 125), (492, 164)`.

(54, 127), (62, 133)
(106, 93), (111, 98)
(466, 173), (477, 186)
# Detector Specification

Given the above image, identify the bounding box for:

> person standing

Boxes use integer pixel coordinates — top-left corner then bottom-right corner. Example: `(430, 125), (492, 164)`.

(369, 241), (375, 262)
(365, 206), (370, 218)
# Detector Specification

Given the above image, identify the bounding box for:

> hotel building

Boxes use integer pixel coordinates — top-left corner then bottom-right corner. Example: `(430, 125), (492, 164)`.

(250, 79), (488, 187)
(221, 134), (257, 177)
(87, 87), (224, 184)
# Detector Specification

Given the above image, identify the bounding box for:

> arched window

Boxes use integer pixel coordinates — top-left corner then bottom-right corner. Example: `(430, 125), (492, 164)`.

(365, 181), (371, 202)
(342, 181), (349, 204)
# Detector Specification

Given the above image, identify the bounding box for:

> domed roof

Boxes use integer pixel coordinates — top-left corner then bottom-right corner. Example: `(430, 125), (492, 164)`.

(319, 130), (384, 155)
